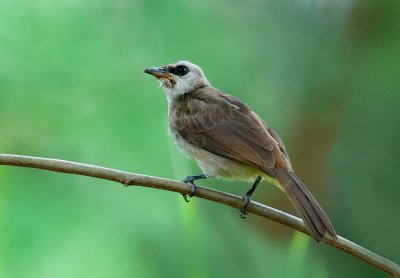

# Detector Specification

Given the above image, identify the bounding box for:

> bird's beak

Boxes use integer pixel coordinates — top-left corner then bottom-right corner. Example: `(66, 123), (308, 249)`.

(144, 65), (176, 86)
(144, 67), (170, 78)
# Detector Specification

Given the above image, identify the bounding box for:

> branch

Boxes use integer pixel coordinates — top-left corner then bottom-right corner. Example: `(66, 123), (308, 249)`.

(0, 154), (399, 277)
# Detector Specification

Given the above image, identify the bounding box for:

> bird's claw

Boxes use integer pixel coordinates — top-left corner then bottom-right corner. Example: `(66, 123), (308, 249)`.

(181, 193), (190, 203)
(181, 179), (196, 203)
(240, 194), (251, 219)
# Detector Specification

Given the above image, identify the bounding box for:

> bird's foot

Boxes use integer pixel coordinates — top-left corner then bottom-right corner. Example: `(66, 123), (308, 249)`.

(239, 176), (261, 219)
(181, 176), (198, 203)
(240, 193), (251, 219)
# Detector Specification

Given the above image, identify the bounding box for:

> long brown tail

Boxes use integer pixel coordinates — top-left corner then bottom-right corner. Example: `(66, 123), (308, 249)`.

(275, 169), (337, 242)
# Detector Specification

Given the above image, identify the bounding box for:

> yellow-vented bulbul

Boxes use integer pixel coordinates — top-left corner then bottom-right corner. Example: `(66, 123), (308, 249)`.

(145, 60), (337, 242)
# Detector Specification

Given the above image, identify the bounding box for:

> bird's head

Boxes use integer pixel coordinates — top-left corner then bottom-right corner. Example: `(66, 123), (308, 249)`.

(145, 61), (210, 100)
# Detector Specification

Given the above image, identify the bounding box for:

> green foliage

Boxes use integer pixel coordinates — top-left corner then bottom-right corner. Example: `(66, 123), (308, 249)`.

(1, 0), (399, 277)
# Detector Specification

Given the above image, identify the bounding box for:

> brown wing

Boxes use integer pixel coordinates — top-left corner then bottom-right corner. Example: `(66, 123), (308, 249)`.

(266, 126), (291, 168)
(173, 89), (278, 173)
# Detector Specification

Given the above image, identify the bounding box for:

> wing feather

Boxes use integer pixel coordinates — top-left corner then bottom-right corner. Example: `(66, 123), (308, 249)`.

(172, 89), (279, 172)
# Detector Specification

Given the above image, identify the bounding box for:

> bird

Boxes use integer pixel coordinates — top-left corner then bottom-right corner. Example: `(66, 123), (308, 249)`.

(144, 60), (337, 242)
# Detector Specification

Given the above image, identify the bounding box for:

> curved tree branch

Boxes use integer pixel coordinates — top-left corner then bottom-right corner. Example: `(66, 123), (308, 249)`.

(0, 154), (399, 276)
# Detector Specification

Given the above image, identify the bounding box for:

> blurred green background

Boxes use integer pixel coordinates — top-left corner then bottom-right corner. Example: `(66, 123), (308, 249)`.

(1, 0), (399, 277)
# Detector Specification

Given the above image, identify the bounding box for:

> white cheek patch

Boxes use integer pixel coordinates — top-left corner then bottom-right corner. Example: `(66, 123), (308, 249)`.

(164, 80), (188, 100)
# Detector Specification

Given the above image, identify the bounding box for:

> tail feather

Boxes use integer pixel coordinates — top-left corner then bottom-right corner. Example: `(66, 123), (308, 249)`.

(275, 169), (337, 242)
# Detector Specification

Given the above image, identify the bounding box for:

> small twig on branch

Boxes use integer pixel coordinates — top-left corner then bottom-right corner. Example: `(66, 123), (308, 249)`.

(0, 154), (399, 277)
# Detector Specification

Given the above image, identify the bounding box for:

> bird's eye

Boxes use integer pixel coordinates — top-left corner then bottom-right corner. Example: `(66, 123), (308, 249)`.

(172, 65), (189, 76)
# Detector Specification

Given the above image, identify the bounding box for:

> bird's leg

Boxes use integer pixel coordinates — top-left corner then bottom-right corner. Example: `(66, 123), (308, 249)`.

(240, 175), (262, 219)
(181, 174), (207, 202)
